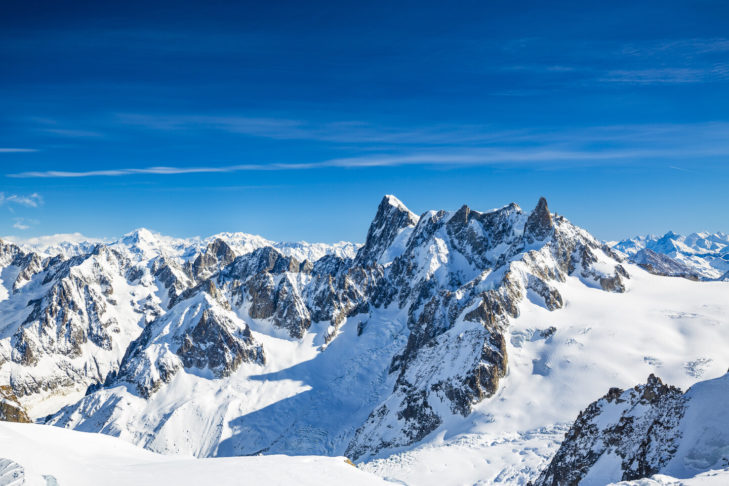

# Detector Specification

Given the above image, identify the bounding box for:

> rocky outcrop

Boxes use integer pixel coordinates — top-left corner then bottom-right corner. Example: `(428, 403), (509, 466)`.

(110, 292), (264, 398)
(524, 197), (554, 244)
(534, 375), (686, 486)
(190, 238), (237, 280)
(632, 248), (701, 280)
(176, 308), (264, 377)
(0, 386), (31, 423)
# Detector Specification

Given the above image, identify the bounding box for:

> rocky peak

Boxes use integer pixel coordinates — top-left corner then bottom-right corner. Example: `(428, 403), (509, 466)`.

(355, 195), (419, 266)
(524, 197), (554, 244)
(176, 306), (265, 377)
(191, 238), (236, 280)
(534, 374), (687, 486)
(632, 248), (701, 280)
(109, 292), (265, 398)
(451, 204), (471, 225)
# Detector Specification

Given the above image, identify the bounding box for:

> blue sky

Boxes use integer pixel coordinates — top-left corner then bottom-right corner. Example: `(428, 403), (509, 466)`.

(1, 0), (728, 243)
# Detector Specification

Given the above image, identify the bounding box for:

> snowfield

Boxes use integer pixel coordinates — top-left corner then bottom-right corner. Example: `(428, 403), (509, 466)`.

(0, 421), (392, 486)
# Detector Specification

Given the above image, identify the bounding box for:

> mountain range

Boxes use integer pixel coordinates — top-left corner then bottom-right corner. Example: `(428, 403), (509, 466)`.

(0, 195), (727, 485)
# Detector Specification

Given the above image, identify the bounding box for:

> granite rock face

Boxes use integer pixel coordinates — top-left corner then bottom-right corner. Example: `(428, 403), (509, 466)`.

(107, 291), (265, 398)
(345, 197), (629, 459)
(534, 375), (686, 486)
(524, 197), (554, 244)
(354, 195), (419, 267)
(0, 386), (31, 423)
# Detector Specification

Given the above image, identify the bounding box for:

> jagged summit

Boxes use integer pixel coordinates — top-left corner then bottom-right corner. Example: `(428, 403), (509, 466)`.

(382, 194), (412, 213)
(524, 196), (554, 244)
(355, 195), (420, 266)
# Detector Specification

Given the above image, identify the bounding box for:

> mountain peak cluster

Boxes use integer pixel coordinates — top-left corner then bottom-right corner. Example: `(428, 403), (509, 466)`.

(0, 195), (727, 485)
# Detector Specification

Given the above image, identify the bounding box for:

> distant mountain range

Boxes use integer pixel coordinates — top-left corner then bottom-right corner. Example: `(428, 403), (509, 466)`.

(612, 231), (729, 280)
(1, 196), (727, 485)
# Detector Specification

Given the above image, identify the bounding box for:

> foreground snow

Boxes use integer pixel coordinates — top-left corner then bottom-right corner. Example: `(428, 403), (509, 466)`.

(0, 422), (392, 486)
(613, 468), (729, 485)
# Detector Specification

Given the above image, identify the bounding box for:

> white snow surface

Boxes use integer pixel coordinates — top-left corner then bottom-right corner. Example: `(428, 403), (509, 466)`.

(0, 422), (391, 486)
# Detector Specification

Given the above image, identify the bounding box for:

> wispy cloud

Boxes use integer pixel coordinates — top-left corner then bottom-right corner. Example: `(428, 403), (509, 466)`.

(12, 218), (38, 230)
(0, 193), (44, 207)
(8, 145), (729, 179)
(496, 37), (729, 87)
(0, 148), (37, 153)
(116, 113), (513, 145)
(42, 128), (103, 138)
(8, 122), (729, 178)
(600, 66), (729, 84)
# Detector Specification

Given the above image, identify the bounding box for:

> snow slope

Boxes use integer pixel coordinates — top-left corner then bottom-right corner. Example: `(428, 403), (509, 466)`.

(612, 468), (729, 485)
(0, 422), (392, 486)
(361, 265), (729, 485)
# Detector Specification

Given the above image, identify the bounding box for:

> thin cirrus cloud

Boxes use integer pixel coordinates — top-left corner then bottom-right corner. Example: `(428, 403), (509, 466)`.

(116, 113), (519, 145)
(8, 121), (729, 179)
(0, 192), (44, 207)
(0, 148), (37, 153)
(12, 218), (38, 230)
(8, 144), (729, 179)
(42, 128), (103, 138)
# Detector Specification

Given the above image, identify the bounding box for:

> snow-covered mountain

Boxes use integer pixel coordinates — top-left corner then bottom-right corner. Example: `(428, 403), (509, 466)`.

(612, 231), (729, 280)
(0, 421), (391, 486)
(0, 229), (357, 419)
(0, 196), (727, 486)
(39, 195), (632, 461)
(534, 372), (729, 486)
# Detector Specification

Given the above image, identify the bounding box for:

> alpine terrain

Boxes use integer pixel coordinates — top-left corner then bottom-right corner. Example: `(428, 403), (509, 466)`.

(0, 196), (727, 485)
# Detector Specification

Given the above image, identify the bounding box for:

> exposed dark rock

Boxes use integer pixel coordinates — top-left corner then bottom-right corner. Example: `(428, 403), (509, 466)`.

(0, 386), (31, 423)
(524, 197), (554, 244)
(176, 309), (265, 377)
(191, 238), (236, 280)
(355, 195), (418, 266)
(534, 374), (686, 486)
(631, 248), (702, 281)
